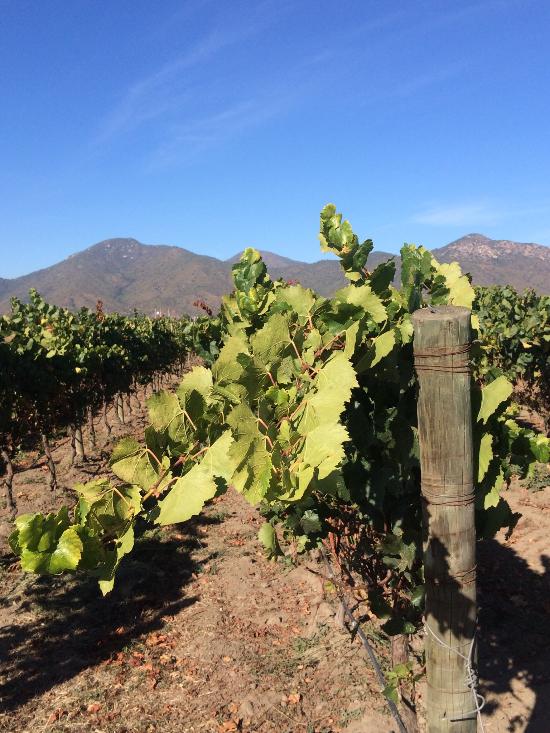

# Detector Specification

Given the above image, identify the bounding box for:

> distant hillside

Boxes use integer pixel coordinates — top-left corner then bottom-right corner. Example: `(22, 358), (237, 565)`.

(0, 239), (234, 316)
(1, 232), (548, 315)
(0, 239), (354, 315)
(432, 234), (550, 292)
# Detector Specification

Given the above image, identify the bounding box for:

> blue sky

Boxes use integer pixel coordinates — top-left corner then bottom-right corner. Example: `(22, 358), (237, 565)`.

(1, 0), (549, 278)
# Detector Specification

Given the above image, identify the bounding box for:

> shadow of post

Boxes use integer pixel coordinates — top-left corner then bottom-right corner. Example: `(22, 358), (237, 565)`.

(477, 539), (550, 732)
(424, 527), (550, 732)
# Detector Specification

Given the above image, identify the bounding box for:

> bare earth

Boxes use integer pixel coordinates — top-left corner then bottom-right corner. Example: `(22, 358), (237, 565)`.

(0, 392), (548, 733)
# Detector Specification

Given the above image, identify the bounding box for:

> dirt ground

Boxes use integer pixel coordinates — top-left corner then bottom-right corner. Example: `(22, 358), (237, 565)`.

(0, 390), (548, 733)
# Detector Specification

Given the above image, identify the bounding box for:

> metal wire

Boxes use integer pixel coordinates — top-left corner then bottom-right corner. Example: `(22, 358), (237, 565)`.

(320, 549), (409, 733)
(424, 622), (486, 731)
(414, 342), (471, 373)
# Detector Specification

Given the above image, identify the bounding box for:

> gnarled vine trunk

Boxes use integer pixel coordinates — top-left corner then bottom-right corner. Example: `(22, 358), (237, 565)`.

(72, 424), (86, 464)
(115, 393), (125, 424)
(391, 635), (418, 733)
(41, 433), (57, 493)
(103, 400), (112, 436)
(1, 447), (16, 518)
(88, 407), (97, 450)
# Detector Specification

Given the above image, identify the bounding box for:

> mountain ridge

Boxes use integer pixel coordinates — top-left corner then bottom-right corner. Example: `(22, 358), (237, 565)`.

(1, 233), (548, 315)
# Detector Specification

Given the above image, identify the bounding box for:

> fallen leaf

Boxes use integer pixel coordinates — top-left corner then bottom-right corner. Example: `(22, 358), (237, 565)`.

(218, 721), (238, 732)
(47, 709), (65, 723)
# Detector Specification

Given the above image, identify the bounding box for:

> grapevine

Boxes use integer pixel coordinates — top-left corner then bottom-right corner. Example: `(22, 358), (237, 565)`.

(7, 205), (549, 641)
(0, 293), (221, 508)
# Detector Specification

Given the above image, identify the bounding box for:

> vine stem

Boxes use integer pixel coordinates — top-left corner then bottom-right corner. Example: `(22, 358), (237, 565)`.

(142, 475), (179, 502)
(1, 447), (16, 518)
(110, 486), (134, 512)
(265, 370), (276, 387)
(182, 409), (197, 431)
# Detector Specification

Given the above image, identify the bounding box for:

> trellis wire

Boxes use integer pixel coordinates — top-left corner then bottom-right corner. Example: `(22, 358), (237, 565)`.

(321, 549), (409, 733)
(424, 623), (486, 731)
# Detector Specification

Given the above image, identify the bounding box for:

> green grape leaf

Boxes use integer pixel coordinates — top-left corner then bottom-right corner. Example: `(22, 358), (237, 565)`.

(212, 334), (248, 384)
(98, 524), (136, 595)
(155, 431), (233, 525)
(20, 549), (52, 574)
(336, 285), (387, 323)
(110, 437), (159, 490)
(276, 285), (316, 319)
(227, 405), (272, 503)
(343, 321), (360, 358)
(484, 467), (505, 509)
(297, 352), (357, 435)
(477, 376), (513, 423)
(302, 423), (350, 479)
(529, 434), (550, 463)
(397, 315), (414, 344)
(382, 684), (399, 705)
(356, 329), (396, 372)
(147, 390), (181, 432)
(300, 510), (322, 534)
(73, 478), (110, 504)
(369, 260), (396, 294)
(258, 522), (281, 559)
(49, 526), (83, 573)
(177, 365), (213, 401)
(370, 330), (396, 367)
(435, 261), (475, 309)
(478, 433), (493, 482)
(250, 312), (290, 365)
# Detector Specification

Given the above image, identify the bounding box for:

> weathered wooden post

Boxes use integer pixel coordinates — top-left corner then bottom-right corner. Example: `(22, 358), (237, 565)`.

(412, 306), (478, 733)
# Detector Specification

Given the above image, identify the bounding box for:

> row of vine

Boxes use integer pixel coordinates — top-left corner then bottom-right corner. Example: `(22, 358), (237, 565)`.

(9, 206), (548, 636)
(0, 292), (221, 512)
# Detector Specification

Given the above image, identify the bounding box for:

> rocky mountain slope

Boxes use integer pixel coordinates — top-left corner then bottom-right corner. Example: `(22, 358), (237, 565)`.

(434, 234), (550, 292)
(1, 233), (548, 315)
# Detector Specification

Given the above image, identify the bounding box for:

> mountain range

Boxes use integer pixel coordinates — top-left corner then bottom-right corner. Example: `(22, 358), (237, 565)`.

(1, 233), (549, 316)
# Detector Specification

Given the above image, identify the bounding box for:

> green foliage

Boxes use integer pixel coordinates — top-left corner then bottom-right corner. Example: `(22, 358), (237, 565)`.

(0, 291), (221, 470)
(9, 205), (548, 647)
(383, 661), (421, 705)
(258, 522), (282, 559)
(473, 285), (550, 425)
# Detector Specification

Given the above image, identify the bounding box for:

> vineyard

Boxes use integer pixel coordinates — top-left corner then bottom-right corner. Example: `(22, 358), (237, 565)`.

(1, 206), (549, 733)
(0, 294), (220, 511)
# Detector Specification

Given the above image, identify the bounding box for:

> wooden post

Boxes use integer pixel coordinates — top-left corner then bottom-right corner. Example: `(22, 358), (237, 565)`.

(412, 306), (478, 733)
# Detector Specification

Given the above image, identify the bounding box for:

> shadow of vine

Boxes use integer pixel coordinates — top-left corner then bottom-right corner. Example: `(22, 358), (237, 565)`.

(0, 516), (221, 711)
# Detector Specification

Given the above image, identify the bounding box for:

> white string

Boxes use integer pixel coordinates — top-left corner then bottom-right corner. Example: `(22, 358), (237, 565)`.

(425, 622), (486, 732)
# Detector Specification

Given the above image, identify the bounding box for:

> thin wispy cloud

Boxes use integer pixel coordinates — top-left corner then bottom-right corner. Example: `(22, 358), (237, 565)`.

(147, 86), (300, 169)
(92, 0), (529, 175)
(413, 200), (550, 228)
(412, 203), (501, 227)
(96, 0), (289, 144)
(96, 28), (250, 143)
(392, 62), (469, 98)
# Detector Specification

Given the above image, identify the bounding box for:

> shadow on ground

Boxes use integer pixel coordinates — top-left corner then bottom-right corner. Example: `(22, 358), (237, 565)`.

(478, 538), (550, 732)
(0, 516), (220, 711)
